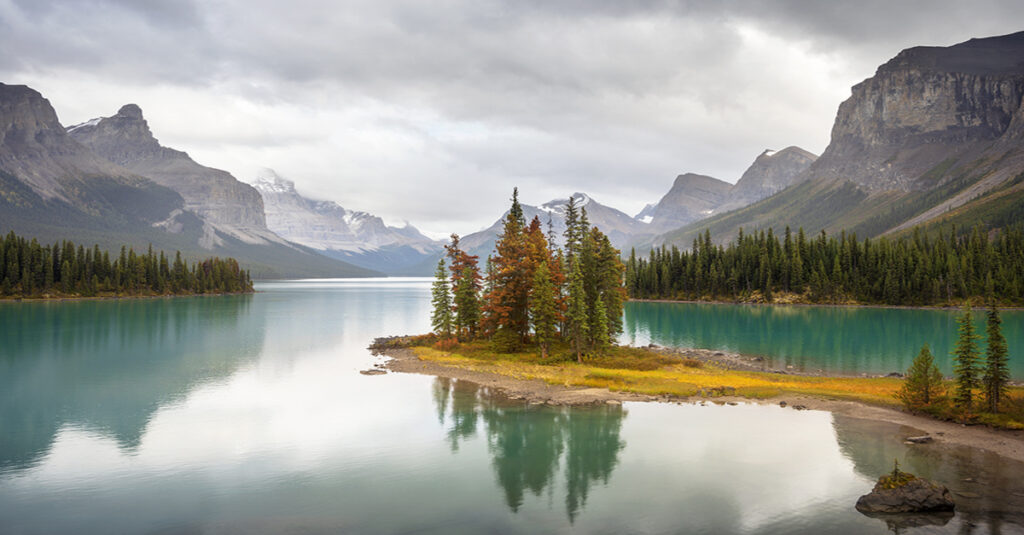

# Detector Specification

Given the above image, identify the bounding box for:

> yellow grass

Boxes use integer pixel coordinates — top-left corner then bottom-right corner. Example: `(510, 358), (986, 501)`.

(411, 346), (906, 407)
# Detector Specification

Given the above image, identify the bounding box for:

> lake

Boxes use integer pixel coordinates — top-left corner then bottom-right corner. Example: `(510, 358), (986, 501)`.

(1, 278), (1022, 534)
(624, 300), (1024, 378)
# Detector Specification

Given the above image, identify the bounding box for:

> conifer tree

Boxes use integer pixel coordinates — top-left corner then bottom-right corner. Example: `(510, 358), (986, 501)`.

(529, 261), (558, 358)
(445, 234), (482, 340)
(983, 303), (1010, 413)
(483, 189), (535, 350)
(430, 259), (454, 338)
(566, 260), (589, 363)
(897, 344), (945, 410)
(454, 266), (481, 340)
(952, 302), (982, 409)
(590, 292), (610, 350)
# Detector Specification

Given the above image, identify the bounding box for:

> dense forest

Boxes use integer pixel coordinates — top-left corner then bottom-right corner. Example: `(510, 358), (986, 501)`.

(432, 190), (626, 360)
(626, 225), (1024, 306)
(0, 230), (253, 298)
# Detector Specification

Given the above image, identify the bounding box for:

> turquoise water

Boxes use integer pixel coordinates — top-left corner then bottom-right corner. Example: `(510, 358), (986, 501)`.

(0, 279), (1021, 534)
(623, 301), (1024, 378)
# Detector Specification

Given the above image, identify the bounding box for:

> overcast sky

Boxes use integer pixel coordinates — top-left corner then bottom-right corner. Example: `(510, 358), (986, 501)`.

(2, 1), (1022, 237)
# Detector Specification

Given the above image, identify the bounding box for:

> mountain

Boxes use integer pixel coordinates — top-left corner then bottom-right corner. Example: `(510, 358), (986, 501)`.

(716, 146), (818, 212)
(67, 104), (275, 246)
(638, 173), (732, 232)
(454, 192), (644, 262)
(0, 84), (375, 278)
(0, 83), (192, 243)
(252, 168), (442, 274)
(651, 31), (1024, 248)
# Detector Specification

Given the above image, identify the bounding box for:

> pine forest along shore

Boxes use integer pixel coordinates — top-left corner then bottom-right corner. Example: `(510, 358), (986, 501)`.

(0, 229), (254, 299)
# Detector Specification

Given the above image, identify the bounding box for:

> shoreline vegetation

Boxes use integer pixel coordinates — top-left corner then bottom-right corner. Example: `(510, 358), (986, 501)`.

(625, 225), (1024, 308)
(0, 230), (254, 300)
(369, 335), (1024, 462)
(413, 189), (1021, 435)
(629, 297), (1024, 311)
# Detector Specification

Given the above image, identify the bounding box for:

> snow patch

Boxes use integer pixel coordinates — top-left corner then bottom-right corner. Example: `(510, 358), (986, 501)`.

(763, 149), (777, 157)
(65, 117), (102, 133)
(639, 215), (654, 224)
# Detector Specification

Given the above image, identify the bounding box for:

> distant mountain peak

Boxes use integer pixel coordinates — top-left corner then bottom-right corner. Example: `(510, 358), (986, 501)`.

(117, 103), (144, 120)
(252, 168), (297, 194)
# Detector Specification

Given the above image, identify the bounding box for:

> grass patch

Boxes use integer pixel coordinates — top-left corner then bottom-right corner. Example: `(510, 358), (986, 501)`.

(395, 338), (1024, 429)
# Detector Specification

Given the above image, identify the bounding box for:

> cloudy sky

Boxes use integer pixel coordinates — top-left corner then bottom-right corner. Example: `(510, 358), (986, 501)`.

(2, 0), (1022, 237)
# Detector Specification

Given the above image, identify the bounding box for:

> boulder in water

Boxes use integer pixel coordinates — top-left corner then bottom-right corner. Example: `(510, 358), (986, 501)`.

(856, 468), (955, 514)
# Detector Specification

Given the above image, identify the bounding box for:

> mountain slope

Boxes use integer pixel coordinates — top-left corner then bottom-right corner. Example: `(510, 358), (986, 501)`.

(641, 173), (731, 232)
(716, 146), (818, 212)
(67, 104), (277, 245)
(650, 31), (1024, 248)
(252, 168), (442, 274)
(0, 84), (375, 279)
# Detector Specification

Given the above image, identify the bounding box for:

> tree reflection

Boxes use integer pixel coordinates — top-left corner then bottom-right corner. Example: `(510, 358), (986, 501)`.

(433, 377), (626, 521)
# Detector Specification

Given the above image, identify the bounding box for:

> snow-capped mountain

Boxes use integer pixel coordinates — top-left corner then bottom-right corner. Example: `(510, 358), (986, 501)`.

(252, 169), (442, 274)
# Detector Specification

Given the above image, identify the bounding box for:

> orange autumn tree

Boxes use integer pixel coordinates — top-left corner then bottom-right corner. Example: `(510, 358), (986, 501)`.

(482, 188), (541, 351)
(433, 188), (624, 358)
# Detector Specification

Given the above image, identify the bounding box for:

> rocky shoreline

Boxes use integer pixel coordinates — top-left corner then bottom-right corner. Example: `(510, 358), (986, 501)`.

(368, 337), (1024, 464)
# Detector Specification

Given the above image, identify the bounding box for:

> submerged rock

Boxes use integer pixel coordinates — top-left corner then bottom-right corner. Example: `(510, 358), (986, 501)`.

(856, 472), (955, 514)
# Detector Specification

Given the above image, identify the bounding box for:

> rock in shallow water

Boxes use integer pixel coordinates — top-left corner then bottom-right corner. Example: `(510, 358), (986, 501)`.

(856, 477), (955, 514)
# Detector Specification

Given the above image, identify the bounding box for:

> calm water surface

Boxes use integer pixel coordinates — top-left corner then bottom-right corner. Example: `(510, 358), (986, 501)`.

(1, 279), (1022, 534)
(624, 301), (1024, 378)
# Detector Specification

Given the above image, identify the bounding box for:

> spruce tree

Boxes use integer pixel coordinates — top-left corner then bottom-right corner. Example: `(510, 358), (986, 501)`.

(983, 303), (1010, 413)
(897, 344), (945, 410)
(529, 261), (558, 358)
(566, 260), (589, 363)
(454, 266), (481, 341)
(590, 292), (610, 350)
(952, 302), (982, 409)
(430, 260), (454, 338)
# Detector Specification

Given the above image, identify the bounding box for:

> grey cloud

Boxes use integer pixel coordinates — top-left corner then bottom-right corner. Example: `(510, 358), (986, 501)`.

(2, 0), (1023, 234)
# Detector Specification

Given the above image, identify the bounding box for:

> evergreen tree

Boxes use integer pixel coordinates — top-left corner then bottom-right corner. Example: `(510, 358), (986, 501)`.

(983, 303), (1010, 413)
(529, 261), (559, 358)
(952, 302), (982, 409)
(590, 292), (610, 350)
(483, 189), (537, 350)
(566, 260), (589, 363)
(445, 234), (482, 340)
(454, 266), (481, 341)
(430, 259), (454, 338)
(897, 344), (945, 410)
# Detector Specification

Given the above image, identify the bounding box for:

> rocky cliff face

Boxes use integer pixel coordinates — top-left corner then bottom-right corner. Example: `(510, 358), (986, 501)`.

(252, 168), (440, 273)
(643, 173), (732, 231)
(718, 147), (817, 211)
(68, 105), (270, 235)
(0, 83), (183, 223)
(809, 31), (1024, 192)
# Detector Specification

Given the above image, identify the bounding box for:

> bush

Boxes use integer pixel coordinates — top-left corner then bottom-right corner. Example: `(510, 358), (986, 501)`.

(433, 337), (459, 351)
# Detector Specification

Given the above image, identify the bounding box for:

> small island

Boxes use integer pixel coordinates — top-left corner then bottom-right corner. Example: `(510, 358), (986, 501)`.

(373, 190), (1023, 465)
(0, 230), (254, 299)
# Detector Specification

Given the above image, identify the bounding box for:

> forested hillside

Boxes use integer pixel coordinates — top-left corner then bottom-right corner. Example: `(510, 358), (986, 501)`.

(626, 225), (1024, 306)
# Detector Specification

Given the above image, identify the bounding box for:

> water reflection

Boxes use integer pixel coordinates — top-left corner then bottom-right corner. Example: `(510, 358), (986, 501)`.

(433, 378), (625, 521)
(0, 296), (259, 471)
(623, 301), (1024, 378)
(832, 415), (1024, 533)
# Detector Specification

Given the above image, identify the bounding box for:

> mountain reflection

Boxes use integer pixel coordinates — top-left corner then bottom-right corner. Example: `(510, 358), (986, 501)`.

(433, 377), (625, 521)
(0, 296), (260, 471)
(832, 414), (1024, 533)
